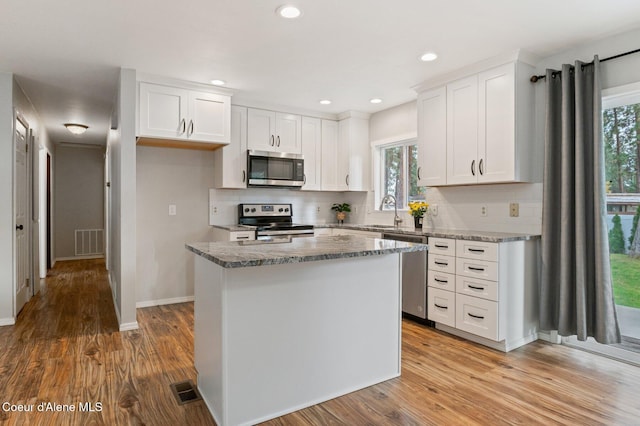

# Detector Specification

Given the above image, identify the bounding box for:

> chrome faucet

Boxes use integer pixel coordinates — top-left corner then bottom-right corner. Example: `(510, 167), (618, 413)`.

(379, 194), (403, 228)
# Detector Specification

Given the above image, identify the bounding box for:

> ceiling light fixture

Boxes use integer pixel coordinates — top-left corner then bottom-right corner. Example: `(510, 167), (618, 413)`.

(210, 79), (226, 86)
(319, 99), (331, 105)
(420, 52), (438, 62)
(276, 5), (302, 19)
(370, 98), (383, 104)
(64, 123), (89, 135)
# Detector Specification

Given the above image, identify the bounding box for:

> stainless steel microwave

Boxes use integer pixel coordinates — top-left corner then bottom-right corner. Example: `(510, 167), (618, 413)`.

(247, 150), (304, 188)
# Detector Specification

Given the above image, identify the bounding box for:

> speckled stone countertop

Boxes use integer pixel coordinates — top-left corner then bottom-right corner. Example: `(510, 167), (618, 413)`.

(316, 224), (540, 242)
(211, 224), (256, 232)
(186, 235), (428, 268)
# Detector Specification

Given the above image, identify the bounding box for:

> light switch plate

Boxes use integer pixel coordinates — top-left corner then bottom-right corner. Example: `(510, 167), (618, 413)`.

(169, 204), (177, 216)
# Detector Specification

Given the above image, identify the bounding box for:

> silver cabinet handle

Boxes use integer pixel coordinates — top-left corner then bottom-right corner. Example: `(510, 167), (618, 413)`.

(303, 174), (306, 185)
(479, 158), (484, 175)
(471, 160), (476, 176)
(270, 135), (274, 146)
(468, 285), (485, 290)
(434, 277), (448, 283)
(277, 136), (280, 147)
(417, 166), (421, 180)
(187, 120), (194, 137)
(468, 248), (485, 253)
(468, 266), (485, 272)
(435, 261), (448, 266)
(434, 244), (449, 249)
(242, 170), (246, 183)
(468, 313), (485, 320)
(345, 174), (349, 186)
(434, 304), (448, 310)
(179, 118), (186, 135)
(236, 236), (250, 240)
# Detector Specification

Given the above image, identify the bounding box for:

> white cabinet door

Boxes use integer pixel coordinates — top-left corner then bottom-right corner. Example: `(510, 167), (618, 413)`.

(213, 106), (247, 188)
(139, 83), (188, 139)
(446, 75), (478, 185)
(478, 63), (515, 183)
(321, 120), (345, 191)
(343, 116), (370, 191)
(188, 91), (231, 143)
(247, 108), (276, 151)
(275, 113), (302, 153)
(301, 116), (322, 190)
(417, 86), (447, 186)
(337, 120), (352, 190)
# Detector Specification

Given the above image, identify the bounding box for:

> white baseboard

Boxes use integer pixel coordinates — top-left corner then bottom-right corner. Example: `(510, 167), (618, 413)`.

(55, 255), (105, 262)
(537, 330), (562, 344)
(119, 321), (139, 332)
(0, 317), (16, 326)
(136, 296), (194, 308)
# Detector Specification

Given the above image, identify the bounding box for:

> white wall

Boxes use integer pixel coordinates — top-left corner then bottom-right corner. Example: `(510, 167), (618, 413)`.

(0, 72), (14, 324)
(54, 146), (104, 259)
(107, 68), (138, 331)
(136, 146), (215, 306)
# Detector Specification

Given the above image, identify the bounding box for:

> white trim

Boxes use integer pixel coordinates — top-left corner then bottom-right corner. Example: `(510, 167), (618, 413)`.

(136, 296), (194, 308)
(136, 72), (234, 96)
(370, 132), (417, 148)
(119, 321), (139, 332)
(563, 336), (640, 368)
(0, 317), (16, 326)
(55, 255), (104, 262)
(436, 323), (538, 352)
(602, 81), (640, 109)
(537, 330), (562, 344)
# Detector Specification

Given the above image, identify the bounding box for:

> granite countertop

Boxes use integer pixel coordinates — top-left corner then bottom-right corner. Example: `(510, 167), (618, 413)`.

(187, 235), (428, 268)
(316, 224), (540, 242)
(211, 224), (256, 232)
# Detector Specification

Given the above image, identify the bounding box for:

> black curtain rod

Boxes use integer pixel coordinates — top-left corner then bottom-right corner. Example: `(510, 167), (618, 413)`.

(529, 47), (640, 83)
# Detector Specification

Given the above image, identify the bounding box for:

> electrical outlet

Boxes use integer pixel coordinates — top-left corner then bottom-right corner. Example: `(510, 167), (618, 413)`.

(510, 202), (519, 217)
(211, 206), (218, 215)
(430, 204), (438, 216)
(169, 204), (177, 216)
(480, 205), (488, 217)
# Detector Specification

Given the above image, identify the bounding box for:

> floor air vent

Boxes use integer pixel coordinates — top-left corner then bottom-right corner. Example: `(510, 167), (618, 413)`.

(170, 380), (202, 405)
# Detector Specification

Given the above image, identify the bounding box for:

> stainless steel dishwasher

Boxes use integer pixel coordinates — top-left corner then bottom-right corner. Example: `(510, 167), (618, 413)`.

(382, 232), (431, 324)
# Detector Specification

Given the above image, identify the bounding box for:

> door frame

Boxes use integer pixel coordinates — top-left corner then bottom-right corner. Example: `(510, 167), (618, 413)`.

(13, 109), (32, 317)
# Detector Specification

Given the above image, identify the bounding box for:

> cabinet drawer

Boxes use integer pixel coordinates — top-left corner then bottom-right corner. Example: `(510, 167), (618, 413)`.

(456, 294), (499, 341)
(456, 240), (498, 262)
(229, 231), (255, 241)
(428, 270), (456, 292)
(428, 288), (455, 327)
(456, 257), (498, 281)
(428, 237), (456, 256)
(456, 276), (498, 302)
(428, 254), (456, 275)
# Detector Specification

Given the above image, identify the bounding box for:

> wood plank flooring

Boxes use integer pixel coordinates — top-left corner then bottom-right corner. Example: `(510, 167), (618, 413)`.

(1, 259), (640, 425)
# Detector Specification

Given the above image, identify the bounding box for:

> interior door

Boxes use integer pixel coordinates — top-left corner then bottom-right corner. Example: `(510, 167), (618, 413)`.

(15, 115), (30, 314)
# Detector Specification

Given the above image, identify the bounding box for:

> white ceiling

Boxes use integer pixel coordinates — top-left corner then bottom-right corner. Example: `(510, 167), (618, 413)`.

(2, 0), (640, 146)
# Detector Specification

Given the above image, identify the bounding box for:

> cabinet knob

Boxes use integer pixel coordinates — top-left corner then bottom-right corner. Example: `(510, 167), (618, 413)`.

(16, 224), (24, 230)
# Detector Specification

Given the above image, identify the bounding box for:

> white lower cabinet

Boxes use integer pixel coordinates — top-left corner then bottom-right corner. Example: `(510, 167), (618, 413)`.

(211, 228), (255, 242)
(427, 236), (538, 352)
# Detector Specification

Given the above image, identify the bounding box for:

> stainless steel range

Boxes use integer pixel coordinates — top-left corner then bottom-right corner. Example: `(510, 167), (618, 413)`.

(238, 203), (314, 240)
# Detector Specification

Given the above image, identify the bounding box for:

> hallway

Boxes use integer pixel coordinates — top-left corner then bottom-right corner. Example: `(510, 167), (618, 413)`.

(0, 259), (214, 425)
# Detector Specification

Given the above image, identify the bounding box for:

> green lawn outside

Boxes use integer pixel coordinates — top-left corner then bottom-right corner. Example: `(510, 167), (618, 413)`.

(610, 254), (640, 309)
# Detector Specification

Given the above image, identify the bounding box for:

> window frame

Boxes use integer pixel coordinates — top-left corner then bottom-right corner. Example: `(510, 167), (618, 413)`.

(371, 133), (420, 212)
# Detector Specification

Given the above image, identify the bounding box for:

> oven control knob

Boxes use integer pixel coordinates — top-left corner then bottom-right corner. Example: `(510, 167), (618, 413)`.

(244, 208), (250, 213)
(278, 208), (284, 212)
(285, 208), (289, 212)
(251, 208), (256, 213)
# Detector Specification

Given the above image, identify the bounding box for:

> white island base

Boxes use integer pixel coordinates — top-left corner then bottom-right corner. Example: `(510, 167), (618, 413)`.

(193, 254), (402, 426)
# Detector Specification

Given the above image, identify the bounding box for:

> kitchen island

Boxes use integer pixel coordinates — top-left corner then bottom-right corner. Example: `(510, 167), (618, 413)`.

(186, 235), (427, 426)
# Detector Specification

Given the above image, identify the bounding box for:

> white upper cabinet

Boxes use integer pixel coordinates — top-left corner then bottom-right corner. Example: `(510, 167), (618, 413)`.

(320, 120), (345, 191)
(338, 115), (371, 191)
(446, 75), (479, 185)
(417, 86), (447, 186)
(138, 82), (231, 146)
(301, 116), (322, 191)
(416, 58), (538, 186)
(213, 105), (248, 189)
(247, 108), (302, 154)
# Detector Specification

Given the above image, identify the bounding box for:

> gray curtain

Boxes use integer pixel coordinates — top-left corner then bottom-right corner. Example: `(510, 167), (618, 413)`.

(540, 56), (621, 344)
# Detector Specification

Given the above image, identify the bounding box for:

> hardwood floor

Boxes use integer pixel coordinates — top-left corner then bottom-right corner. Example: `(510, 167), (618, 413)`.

(1, 259), (639, 425)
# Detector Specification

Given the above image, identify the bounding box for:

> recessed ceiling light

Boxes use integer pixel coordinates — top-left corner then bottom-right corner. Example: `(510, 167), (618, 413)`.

(420, 52), (438, 62)
(64, 123), (88, 135)
(319, 99), (331, 105)
(276, 5), (302, 19)
(211, 79), (226, 86)
(370, 98), (383, 104)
